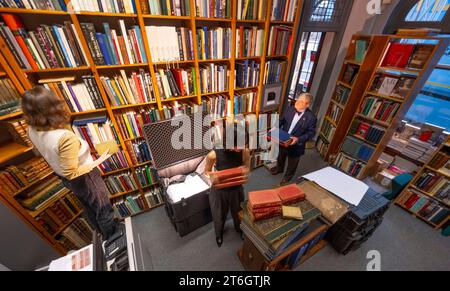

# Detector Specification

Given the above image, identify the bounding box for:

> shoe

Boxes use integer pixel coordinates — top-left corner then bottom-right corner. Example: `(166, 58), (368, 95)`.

(216, 236), (223, 247)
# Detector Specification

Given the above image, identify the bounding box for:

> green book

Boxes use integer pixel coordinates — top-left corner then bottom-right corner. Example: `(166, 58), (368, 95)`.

(355, 40), (368, 63)
(145, 165), (153, 185)
(192, 67), (197, 94)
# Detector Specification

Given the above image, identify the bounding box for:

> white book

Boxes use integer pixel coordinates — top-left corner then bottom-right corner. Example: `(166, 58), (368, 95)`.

(170, 27), (179, 60)
(105, 121), (116, 141)
(22, 0), (32, 9)
(182, 70), (189, 95)
(57, 27), (77, 67)
(92, 0), (100, 12)
(61, 81), (80, 112)
(100, 0), (107, 12)
(120, 70), (136, 103)
(70, 85), (86, 111)
(87, 123), (101, 144)
(71, 0), (81, 13)
(111, 29), (124, 64)
(119, 20), (134, 64)
(25, 38), (45, 69)
(138, 74), (149, 102)
(123, 0), (132, 13)
(113, 0), (121, 13)
(71, 24), (90, 66)
(237, 0), (242, 19)
(80, 83), (96, 110)
(104, 0), (112, 12)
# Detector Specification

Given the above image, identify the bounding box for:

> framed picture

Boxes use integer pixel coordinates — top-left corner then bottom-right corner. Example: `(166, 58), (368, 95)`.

(260, 83), (283, 112)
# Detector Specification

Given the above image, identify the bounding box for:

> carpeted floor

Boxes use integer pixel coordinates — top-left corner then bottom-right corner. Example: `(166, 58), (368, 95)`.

(132, 149), (450, 271)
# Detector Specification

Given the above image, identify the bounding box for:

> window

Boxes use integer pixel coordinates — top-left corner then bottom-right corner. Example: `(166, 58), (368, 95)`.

(310, 0), (336, 22)
(405, 0), (450, 22)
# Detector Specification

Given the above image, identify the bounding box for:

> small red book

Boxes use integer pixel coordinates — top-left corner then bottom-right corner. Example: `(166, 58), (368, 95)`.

(249, 189), (282, 210)
(277, 184), (306, 205)
(381, 43), (415, 68)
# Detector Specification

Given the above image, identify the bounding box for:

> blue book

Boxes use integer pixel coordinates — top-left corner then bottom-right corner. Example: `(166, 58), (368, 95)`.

(234, 95), (238, 115)
(131, 0), (137, 13)
(134, 26), (147, 63)
(58, 0), (67, 11)
(410, 197), (428, 213)
(105, 79), (122, 106)
(268, 129), (293, 146)
(52, 25), (73, 67)
(203, 27), (209, 59)
(213, 30), (217, 59)
(13, 0), (25, 8)
(243, 60), (249, 87)
(103, 23), (119, 65)
(96, 33), (112, 65)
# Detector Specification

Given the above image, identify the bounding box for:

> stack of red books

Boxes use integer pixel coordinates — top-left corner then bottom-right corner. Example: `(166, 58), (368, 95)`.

(212, 167), (247, 189)
(248, 184), (306, 221)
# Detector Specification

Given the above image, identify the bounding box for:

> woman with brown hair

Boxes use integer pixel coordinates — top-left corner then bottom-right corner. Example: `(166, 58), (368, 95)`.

(22, 86), (119, 240)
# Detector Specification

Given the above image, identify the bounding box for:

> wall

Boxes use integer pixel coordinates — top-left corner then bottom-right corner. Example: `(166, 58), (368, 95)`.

(309, 32), (335, 98)
(0, 201), (58, 270)
(315, 0), (401, 129)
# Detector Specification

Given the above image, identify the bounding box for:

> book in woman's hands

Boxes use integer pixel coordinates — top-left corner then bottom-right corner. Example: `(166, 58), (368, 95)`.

(94, 140), (119, 155)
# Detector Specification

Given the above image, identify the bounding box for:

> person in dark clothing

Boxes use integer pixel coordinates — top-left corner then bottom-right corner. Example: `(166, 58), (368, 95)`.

(272, 93), (317, 184)
(205, 123), (250, 247)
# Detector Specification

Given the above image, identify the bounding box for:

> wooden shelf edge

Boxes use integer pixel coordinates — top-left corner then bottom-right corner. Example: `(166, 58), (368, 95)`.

(23, 66), (91, 73)
(0, 111), (23, 121)
(76, 12), (137, 17)
(109, 189), (140, 199)
(12, 171), (55, 197)
(101, 167), (131, 177)
(0, 8), (68, 15)
(0, 143), (33, 164)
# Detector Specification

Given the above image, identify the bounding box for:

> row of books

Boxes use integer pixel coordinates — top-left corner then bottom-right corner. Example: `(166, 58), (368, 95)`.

(349, 120), (386, 145)
(125, 140), (152, 165)
(199, 63), (229, 94)
(398, 189), (449, 225)
(135, 165), (158, 188)
(100, 70), (156, 106)
(115, 109), (158, 140)
(3, 117), (33, 147)
(359, 96), (401, 123)
(42, 76), (105, 113)
(236, 26), (264, 58)
(334, 152), (365, 178)
(59, 218), (93, 251)
(414, 171), (449, 199)
(72, 115), (119, 152)
(328, 103), (343, 124)
(144, 187), (163, 207)
(370, 73), (415, 100)
(429, 151), (449, 170)
(381, 43), (434, 70)
(320, 118), (335, 142)
(146, 26), (194, 62)
(263, 60), (287, 84)
(237, 0), (267, 20)
(341, 136), (375, 163)
(271, 0), (298, 21)
(316, 137), (329, 158)
(341, 64), (359, 85)
(96, 149), (130, 174)
(196, 27), (232, 60)
(35, 192), (83, 235)
(70, 0), (136, 13)
(0, 0), (66, 10)
(156, 67), (196, 99)
(267, 25), (292, 56)
(234, 92), (257, 114)
(112, 194), (146, 218)
(0, 77), (21, 116)
(140, 0), (191, 16)
(104, 171), (138, 195)
(202, 94), (231, 119)
(160, 102), (197, 119)
(0, 15), (88, 70)
(235, 60), (260, 89)
(333, 85), (350, 106)
(195, 0), (231, 18)
(18, 176), (66, 211)
(80, 21), (147, 66)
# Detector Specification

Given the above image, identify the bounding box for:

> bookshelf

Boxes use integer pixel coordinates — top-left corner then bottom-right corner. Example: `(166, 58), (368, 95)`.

(329, 34), (449, 179)
(395, 136), (450, 230)
(0, 0), (304, 252)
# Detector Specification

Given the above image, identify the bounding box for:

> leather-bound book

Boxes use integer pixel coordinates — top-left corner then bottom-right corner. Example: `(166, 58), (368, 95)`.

(277, 184), (306, 205)
(249, 189), (282, 210)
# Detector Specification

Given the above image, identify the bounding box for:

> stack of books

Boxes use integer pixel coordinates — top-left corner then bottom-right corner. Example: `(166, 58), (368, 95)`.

(72, 115), (119, 152)
(115, 109), (160, 140)
(59, 218), (93, 250)
(0, 77), (21, 117)
(237, 0), (267, 20)
(125, 140), (152, 165)
(398, 189), (449, 225)
(236, 26), (264, 57)
(334, 152), (365, 178)
(359, 96), (401, 123)
(0, 0), (66, 10)
(96, 149), (129, 174)
(146, 26), (194, 62)
(196, 27), (232, 60)
(403, 137), (437, 163)
(267, 26), (292, 56)
(70, 0), (136, 13)
(199, 63), (229, 94)
(341, 136), (375, 162)
(135, 165), (158, 188)
(235, 60), (260, 89)
(234, 92), (257, 114)
(141, 0), (191, 16)
(3, 117), (33, 147)
(18, 176), (66, 211)
(100, 70), (156, 106)
(370, 72), (415, 100)
(112, 194), (146, 218)
(195, 0), (231, 18)
(334, 85), (351, 106)
(271, 0), (298, 21)
(104, 171), (138, 195)
(41, 76), (105, 113)
(155, 67), (196, 99)
(0, 15), (88, 70)
(349, 120), (386, 144)
(0, 157), (52, 196)
(263, 60), (287, 84)
(80, 21), (146, 66)
(144, 187), (163, 207)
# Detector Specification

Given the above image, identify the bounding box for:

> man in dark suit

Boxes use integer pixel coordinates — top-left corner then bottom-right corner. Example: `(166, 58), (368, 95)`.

(272, 93), (317, 184)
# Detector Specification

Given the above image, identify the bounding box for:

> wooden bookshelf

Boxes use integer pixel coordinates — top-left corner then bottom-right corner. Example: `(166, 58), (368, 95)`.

(110, 188), (140, 199)
(0, 0), (305, 254)
(0, 143), (33, 164)
(12, 171), (55, 197)
(0, 111), (22, 121)
(395, 136), (450, 230)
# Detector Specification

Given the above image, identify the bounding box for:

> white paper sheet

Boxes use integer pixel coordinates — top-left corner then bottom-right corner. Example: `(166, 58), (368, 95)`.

(167, 175), (210, 203)
(48, 244), (93, 271)
(302, 167), (368, 206)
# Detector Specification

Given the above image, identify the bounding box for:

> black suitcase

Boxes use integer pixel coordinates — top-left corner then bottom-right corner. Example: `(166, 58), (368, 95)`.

(143, 113), (213, 236)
